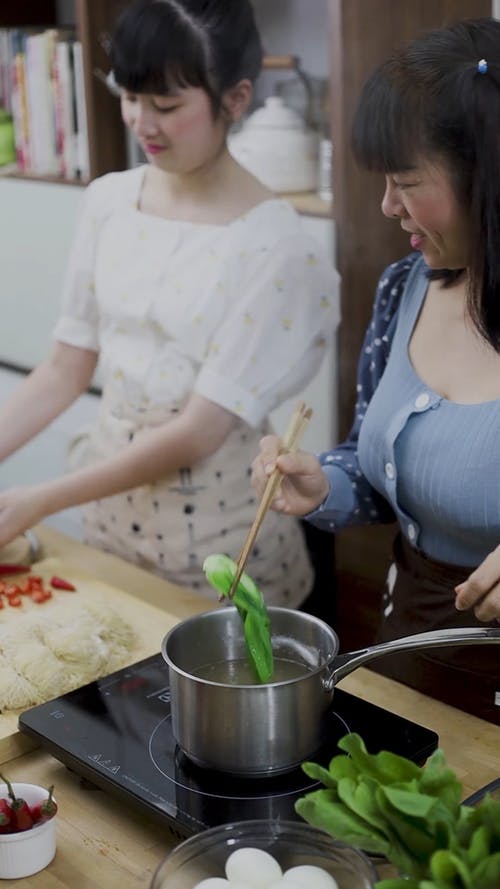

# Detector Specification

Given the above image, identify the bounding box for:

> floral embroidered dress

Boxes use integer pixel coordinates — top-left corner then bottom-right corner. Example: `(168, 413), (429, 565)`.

(54, 166), (340, 604)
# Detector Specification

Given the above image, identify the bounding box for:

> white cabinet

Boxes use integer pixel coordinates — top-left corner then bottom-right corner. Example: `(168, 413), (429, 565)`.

(0, 178), (89, 538)
(0, 366), (99, 539)
(0, 178), (83, 368)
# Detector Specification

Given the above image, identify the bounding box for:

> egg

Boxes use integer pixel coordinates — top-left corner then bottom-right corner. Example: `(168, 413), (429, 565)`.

(267, 881), (304, 889)
(283, 865), (339, 889)
(225, 847), (283, 887)
(193, 880), (231, 889)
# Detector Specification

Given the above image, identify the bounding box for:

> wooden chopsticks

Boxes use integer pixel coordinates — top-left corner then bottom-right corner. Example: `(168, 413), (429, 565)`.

(227, 401), (313, 599)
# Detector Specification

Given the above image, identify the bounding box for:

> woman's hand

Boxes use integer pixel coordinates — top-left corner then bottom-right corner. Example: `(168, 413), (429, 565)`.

(251, 434), (329, 516)
(0, 486), (48, 549)
(455, 545), (500, 622)
(0, 393), (238, 549)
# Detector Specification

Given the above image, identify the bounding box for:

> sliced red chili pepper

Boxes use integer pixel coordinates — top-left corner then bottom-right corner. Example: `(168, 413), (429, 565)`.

(50, 575), (76, 591)
(30, 786), (57, 824)
(30, 589), (52, 604)
(29, 589), (44, 603)
(0, 775), (33, 832)
(0, 564), (31, 576)
(4, 584), (21, 596)
(7, 595), (22, 607)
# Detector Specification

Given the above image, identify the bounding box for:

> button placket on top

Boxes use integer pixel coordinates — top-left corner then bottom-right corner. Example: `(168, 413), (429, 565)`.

(381, 390), (439, 546)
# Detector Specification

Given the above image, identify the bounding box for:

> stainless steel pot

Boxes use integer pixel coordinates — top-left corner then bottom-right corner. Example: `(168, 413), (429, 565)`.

(161, 607), (500, 777)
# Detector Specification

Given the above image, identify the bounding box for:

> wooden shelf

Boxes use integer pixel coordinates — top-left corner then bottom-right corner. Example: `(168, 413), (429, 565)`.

(0, 1), (126, 183)
(1, 169), (87, 187)
(283, 191), (332, 218)
(0, 169), (333, 216)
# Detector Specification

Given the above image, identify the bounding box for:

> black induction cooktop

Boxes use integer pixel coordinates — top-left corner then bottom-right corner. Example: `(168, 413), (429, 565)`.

(19, 653), (438, 839)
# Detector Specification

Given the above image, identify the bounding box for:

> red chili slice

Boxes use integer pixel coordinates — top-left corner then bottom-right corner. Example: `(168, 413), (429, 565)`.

(30, 589), (52, 604)
(7, 595), (22, 607)
(50, 576), (76, 591)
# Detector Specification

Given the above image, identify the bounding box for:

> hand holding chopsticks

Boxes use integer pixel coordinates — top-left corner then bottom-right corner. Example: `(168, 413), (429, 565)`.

(228, 401), (313, 599)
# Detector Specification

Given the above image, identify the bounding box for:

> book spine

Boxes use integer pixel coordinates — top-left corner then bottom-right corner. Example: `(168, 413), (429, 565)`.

(24, 33), (39, 173)
(0, 28), (13, 113)
(45, 29), (60, 175)
(10, 31), (30, 172)
(20, 29), (62, 176)
(72, 40), (90, 180)
(35, 29), (59, 176)
(54, 39), (77, 179)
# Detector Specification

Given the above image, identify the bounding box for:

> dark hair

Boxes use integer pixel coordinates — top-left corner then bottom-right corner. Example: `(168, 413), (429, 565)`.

(110, 0), (262, 116)
(352, 17), (500, 350)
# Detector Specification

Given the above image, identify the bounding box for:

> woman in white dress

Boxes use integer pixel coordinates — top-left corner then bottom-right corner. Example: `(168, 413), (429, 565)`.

(0, 0), (339, 604)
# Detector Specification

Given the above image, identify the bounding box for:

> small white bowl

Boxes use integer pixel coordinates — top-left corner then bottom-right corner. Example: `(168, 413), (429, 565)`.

(0, 783), (56, 879)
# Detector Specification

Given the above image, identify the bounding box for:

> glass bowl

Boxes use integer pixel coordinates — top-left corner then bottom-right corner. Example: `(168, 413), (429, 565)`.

(150, 819), (377, 889)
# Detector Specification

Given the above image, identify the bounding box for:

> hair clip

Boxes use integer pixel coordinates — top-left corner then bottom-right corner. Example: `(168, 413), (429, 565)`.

(477, 59), (488, 74)
(106, 70), (121, 97)
(93, 68), (121, 97)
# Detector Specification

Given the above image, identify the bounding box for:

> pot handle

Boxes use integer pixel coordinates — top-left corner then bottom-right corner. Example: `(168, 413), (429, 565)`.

(322, 626), (500, 692)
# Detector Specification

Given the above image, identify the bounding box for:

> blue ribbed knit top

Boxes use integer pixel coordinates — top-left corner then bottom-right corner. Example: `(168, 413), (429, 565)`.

(310, 253), (500, 567)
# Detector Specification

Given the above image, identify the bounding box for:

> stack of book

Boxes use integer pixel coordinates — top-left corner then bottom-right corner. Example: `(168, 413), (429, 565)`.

(0, 27), (89, 180)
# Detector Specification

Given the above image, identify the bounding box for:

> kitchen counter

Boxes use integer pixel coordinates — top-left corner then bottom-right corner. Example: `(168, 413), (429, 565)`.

(2, 526), (499, 888)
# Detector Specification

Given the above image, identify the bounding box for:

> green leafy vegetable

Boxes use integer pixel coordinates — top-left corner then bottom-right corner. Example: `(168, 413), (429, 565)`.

(295, 733), (500, 889)
(203, 553), (273, 683)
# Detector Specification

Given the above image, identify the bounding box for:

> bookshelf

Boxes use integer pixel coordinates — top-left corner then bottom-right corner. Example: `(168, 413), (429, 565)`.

(0, 1), (329, 212)
(0, 0), (126, 184)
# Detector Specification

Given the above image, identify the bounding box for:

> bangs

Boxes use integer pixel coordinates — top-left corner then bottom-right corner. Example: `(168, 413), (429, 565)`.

(352, 62), (427, 173)
(111, 6), (210, 96)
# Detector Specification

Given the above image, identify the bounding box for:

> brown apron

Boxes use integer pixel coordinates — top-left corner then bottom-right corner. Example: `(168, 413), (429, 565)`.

(370, 534), (500, 725)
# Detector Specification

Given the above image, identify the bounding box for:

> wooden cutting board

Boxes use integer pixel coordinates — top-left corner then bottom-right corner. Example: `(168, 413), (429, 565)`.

(0, 557), (188, 764)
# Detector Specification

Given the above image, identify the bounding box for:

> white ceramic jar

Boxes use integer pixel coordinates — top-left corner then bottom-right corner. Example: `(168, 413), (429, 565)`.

(228, 96), (319, 193)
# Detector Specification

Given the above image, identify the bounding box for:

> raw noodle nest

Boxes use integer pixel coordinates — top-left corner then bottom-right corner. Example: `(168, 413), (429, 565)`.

(0, 599), (136, 710)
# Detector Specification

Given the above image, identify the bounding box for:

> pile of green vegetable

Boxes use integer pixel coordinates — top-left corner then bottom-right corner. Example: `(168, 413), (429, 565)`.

(295, 733), (500, 889)
(203, 553), (273, 683)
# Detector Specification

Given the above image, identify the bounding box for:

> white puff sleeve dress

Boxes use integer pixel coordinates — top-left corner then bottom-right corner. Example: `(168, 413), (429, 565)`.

(53, 166), (340, 605)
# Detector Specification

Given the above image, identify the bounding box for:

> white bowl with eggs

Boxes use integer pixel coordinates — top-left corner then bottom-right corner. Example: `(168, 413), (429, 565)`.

(150, 820), (376, 889)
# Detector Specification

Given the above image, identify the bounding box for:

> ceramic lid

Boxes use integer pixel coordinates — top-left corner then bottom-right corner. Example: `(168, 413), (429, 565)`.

(244, 96), (304, 130)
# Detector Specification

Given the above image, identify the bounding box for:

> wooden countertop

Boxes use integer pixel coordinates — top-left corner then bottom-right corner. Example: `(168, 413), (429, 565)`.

(2, 526), (499, 888)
